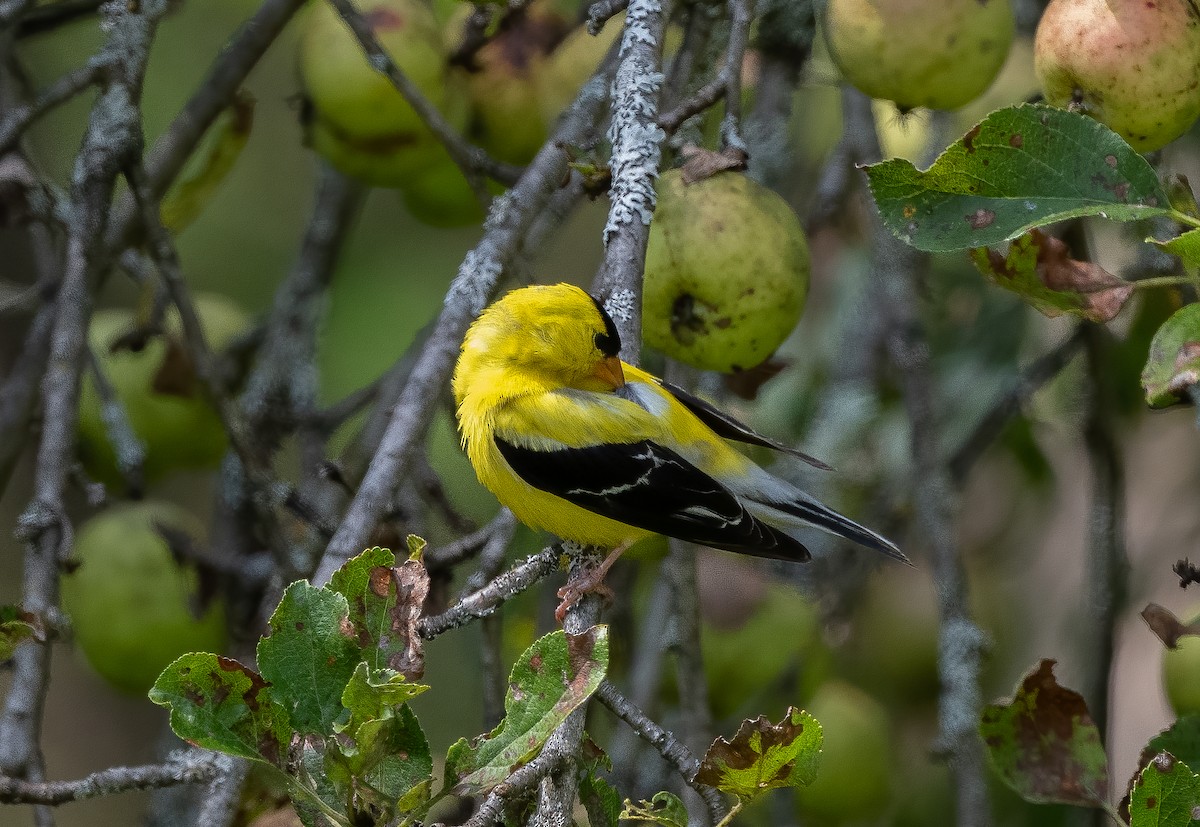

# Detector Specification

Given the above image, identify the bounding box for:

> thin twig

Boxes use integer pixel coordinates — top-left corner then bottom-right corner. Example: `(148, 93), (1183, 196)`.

(0, 752), (224, 805)
(312, 49), (617, 586)
(458, 749), (569, 827)
(587, 0), (628, 35)
(84, 345), (146, 495)
(596, 681), (728, 819)
(325, 0), (522, 191)
(0, 57), (106, 154)
(14, 0), (104, 36)
(418, 548), (561, 639)
(1079, 323), (1128, 737)
(426, 509), (517, 570)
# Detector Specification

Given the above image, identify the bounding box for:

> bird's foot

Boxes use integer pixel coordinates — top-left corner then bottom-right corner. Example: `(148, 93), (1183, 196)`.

(554, 540), (632, 625)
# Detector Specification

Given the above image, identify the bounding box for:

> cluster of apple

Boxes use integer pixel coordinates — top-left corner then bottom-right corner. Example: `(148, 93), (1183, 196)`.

(63, 295), (250, 693)
(298, 0), (618, 226)
(822, 0), (1200, 152)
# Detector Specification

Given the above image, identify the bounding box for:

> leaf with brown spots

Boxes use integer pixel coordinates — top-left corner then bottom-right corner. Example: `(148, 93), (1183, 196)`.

(694, 707), (822, 800)
(969, 229), (1132, 323)
(149, 652), (290, 768)
(979, 659), (1109, 807)
(443, 626), (608, 795)
(678, 145), (748, 185)
(329, 546), (429, 679)
(865, 103), (1170, 253)
(256, 581), (361, 735)
(1143, 304), (1200, 408)
(1129, 752), (1200, 827)
(1142, 604), (1200, 649)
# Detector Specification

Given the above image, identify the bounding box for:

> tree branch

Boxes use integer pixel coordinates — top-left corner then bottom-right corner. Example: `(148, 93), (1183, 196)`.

(418, 547), (560, 639)
(0, 752), (224, 805)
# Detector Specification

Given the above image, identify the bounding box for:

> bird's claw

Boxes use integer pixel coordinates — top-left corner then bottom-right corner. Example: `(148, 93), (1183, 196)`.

(554, 577), (615, 625)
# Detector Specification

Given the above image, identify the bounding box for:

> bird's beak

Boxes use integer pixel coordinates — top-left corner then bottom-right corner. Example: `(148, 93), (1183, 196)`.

(593, 356), (626, 389)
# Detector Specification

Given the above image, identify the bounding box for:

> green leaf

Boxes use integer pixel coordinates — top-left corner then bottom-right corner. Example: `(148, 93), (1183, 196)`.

(444, 626), (609, 795)
(327, 703), (432, 810)
(969, 229), (1133, 322)
(865, 103), (1171, 252)
(338, 662), (429, 733)
(620, 791), (688, 827)
(257, 581), (361, 735)
(579, 771), (621, 827)
(149, 652), (290, 767)
(1142, 303), (1200, 408)
(1150, 229), (1200, 269)
(328, 546), (429, 679)
(694, 706), (822, 799)
(1145, 716), (1200, 777)
(979, 659), (1108, 807)
(0, 606), (42, 660)
(1129, 752), (1200, 827)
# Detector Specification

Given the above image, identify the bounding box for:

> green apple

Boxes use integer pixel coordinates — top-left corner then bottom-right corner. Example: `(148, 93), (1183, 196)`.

(1035, 0), (1200, 152)
(77, 293), (250, 486)
(822, 0), (1014, 111)
(1163, 609), (1200, 716)
(702, 583), (826, 719)
(298, 0), (448, 142)
(643, 169), (810, 373)
(460, 1), (571, 165)
(842, 574), (939, 705)
(398, 150), (487, 227)
(60, 501), (226, 695)
(794, 680), (893, 823)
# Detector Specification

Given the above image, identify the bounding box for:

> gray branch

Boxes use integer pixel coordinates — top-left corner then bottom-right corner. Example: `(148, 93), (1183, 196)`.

(0, 752), (224, 805)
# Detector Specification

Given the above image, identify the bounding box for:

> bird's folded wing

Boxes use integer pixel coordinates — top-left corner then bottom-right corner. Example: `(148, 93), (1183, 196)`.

(492, 425), (810, 562)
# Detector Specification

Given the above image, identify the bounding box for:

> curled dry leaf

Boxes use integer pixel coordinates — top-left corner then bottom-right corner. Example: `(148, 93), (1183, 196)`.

(679, 145), (749, 185)
(1142, 603), (1200, 649)
(970, 228), (1132, 323)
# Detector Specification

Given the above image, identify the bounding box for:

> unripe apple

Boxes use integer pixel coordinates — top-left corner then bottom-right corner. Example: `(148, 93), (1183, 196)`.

(60, 501), (226, 694)
(77, 294), (250, 486)
(822, 0), (1014, 111)
(398, 149), (487, 227)
(1162, 608), (1200, 716)
(299, 0), (448, 142)
(460, 2), (571, 165)
(643, 169), (810, 373)
(794, 680), (893, 823)
(1035, 0), (1200, 152)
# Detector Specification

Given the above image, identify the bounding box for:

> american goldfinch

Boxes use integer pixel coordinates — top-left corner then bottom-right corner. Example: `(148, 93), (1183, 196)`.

(453, 283), (907, 609)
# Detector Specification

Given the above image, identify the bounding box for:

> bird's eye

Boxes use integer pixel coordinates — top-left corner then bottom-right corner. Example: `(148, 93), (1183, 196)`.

(588, 294), (622, 357)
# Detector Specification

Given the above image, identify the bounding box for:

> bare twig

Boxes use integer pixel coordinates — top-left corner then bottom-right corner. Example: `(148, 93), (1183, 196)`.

(418, 548), (561, 639)
(312, 50), (617, 586)
(843, 85), (991, 827)
(1079, 323), (1128, 736)
(0, 752), (224, 805)
(657, 0), (751, 152)
(84, 346), (146, 495)
(13, 0), (103, 36)
(325, 0), (522, 191)
(0, 57), (106, 154)
(948, 327), (1086, 485)
(587, 0), (628, 35)
(426, 509), (517, 570)
(596, 680), (728, 820)
(458, 749), (569, 827)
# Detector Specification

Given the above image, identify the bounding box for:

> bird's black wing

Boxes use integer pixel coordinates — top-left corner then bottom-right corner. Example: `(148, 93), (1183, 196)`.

(655, 379), (832, 471)
(494, 436), (810, 562)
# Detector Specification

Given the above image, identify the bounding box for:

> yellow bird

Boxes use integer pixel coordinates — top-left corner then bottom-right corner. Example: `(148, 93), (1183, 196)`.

(452, 283), (907, 613)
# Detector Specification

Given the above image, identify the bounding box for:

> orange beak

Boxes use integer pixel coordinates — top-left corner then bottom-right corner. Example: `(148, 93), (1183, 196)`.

(593, 356), (626, 389)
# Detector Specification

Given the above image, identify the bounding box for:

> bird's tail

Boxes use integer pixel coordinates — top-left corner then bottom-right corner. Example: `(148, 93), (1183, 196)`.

(760, 497), (910, 565)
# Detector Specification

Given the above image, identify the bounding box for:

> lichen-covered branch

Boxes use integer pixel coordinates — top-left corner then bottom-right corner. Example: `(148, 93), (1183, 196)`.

(418, 548), (561, 638)
(0, 753), (224, 805)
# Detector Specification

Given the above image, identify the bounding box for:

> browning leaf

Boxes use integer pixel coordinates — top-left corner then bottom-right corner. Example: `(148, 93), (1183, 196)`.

(679, 145), (749, 185)
(694, 706), (822, 799)
(1142, 603), (1200, 649)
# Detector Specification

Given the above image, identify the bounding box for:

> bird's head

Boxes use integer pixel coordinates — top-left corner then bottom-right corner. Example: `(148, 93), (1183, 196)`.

(453, 283), (627, 407)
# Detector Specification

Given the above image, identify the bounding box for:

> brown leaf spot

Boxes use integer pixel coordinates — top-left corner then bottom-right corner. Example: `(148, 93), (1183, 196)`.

(1032, 230), (1133, 322)
(966, 209), (996, 229)
(903, 204), (916, 219)
(369, 566), (394, 598)
(963, 125), (982, 153)
(387, 559), (431, 681)
(529, 653), (544, 672)
(1009, 133), (1024, 148)
(695, 706), (807, 784)
(1105, 154), (1118, 168)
